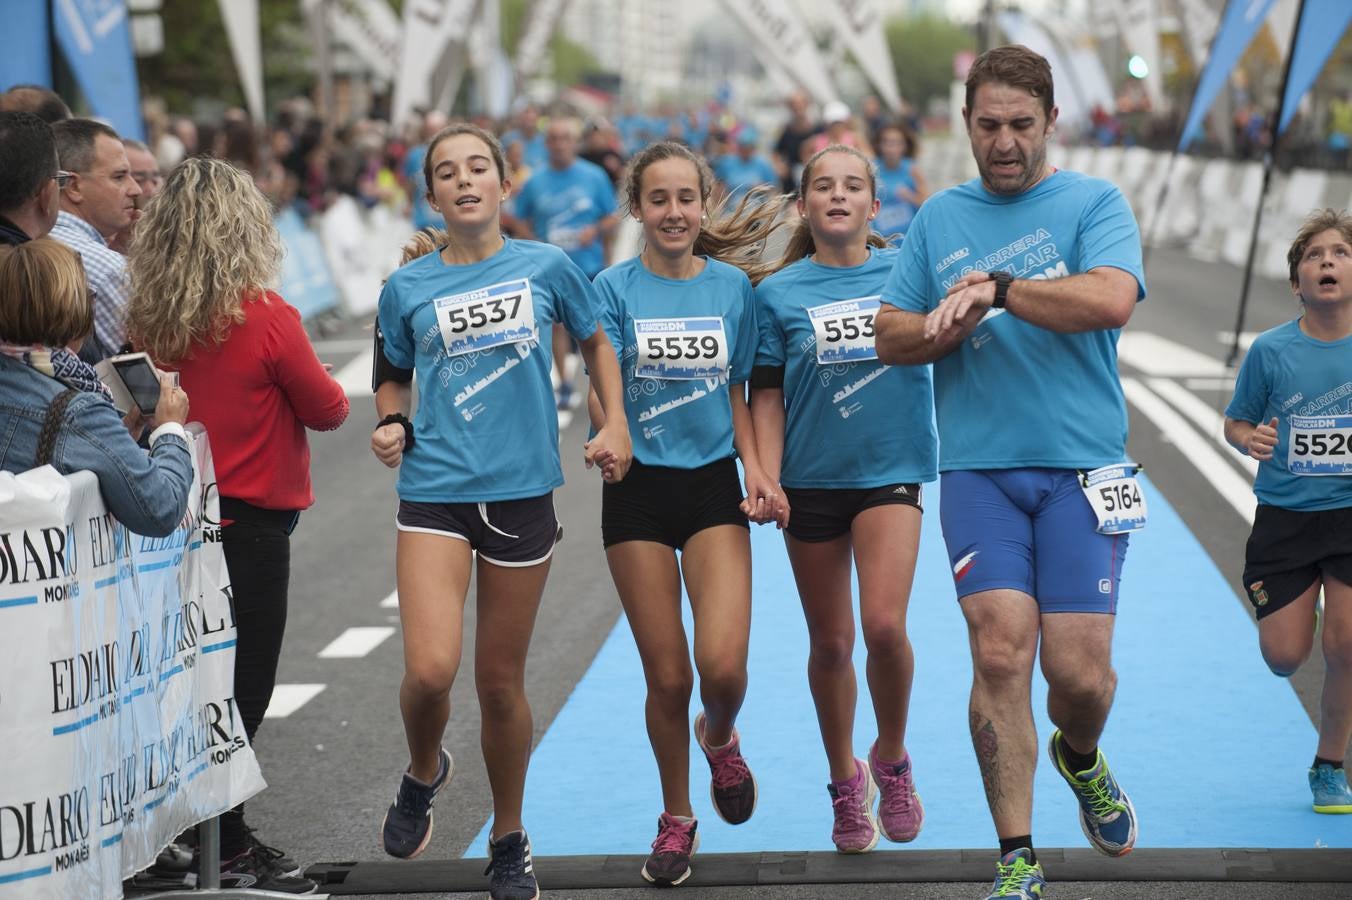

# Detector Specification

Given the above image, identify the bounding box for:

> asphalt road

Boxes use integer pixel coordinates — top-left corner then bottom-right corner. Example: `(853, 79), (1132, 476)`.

(225, 244), (1350, 899)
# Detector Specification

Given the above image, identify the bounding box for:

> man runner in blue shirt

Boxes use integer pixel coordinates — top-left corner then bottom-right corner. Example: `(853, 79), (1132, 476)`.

(876, 45), (1145, 900)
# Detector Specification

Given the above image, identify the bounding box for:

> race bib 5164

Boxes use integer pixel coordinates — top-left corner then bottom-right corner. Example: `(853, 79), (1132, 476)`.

(1079, 463), (1147, 534)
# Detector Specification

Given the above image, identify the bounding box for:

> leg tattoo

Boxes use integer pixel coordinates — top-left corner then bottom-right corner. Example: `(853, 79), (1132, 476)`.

(971, 709), (1003, 813)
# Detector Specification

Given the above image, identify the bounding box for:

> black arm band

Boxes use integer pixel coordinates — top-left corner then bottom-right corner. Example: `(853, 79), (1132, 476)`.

(372, 324), (414, 391)
(750, 365), (786, 390)
(377, 412), (414, 451)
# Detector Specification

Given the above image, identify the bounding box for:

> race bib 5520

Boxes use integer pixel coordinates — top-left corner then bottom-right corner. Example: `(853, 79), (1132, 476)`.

(1288, 414), (1352, 476)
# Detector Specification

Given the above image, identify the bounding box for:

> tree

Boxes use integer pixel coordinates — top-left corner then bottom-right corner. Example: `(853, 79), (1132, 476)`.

(884, 14), (975, 116)
(136, 0), (315, 116)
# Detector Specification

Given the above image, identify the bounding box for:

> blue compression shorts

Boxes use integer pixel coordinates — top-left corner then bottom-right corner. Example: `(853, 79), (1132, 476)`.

(939, 468), (1129, 614)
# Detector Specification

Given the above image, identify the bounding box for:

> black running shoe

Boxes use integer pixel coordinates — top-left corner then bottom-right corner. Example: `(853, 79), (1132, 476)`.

(219, 847), (317, 894)
(484, 830), (540, 900)
(381, 747), (453, 859)
(245, 826), (301, 877)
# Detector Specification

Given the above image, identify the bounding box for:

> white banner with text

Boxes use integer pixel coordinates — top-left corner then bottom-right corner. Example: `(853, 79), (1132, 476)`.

(0, 427), (265, 899)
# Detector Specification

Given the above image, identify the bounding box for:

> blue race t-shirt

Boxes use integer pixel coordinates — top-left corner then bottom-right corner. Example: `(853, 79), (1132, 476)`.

(377, 238), (600, 502)
(403, 144), (438, 230)
(513, 158), (617, 277)
(714, 154), (778, 201)
(882, 170), (1145, 471)
(501, 129), (548, 170)
(756, 247), (937, 488)
(596, 256), (757, 469)
(875, 158), (918, 239)
(1226, 319), (1352, 511)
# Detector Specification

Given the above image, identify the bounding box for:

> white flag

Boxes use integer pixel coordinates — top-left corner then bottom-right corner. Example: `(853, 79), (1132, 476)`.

(719, 0), (840, 108)
(393, 0), (481, 127)
(1111, 0), (1163, 110)
(304, 0), (401, 83)
(1176, 0), (1219, 67)
(822, 0), (903, 113)
(514, 0), (571, 84)
(217, 0), (264, 123)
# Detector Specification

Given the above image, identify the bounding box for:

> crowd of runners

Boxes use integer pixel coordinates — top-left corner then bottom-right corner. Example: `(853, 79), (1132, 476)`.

(3, 40), (1351, 900)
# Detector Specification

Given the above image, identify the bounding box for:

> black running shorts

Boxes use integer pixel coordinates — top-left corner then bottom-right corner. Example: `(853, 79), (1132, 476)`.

(1242, 504), (1352, 619)
(397, 493), (561, 567)
(782, 483), (923, 543)
(602, 457), (748, 549)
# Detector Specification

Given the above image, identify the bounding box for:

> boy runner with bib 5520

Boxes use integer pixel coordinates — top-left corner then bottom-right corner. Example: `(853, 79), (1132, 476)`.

(1224, 208), (1352, 815)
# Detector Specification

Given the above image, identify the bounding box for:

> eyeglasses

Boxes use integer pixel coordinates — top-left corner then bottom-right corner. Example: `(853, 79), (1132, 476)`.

(53, 171), (75, 189)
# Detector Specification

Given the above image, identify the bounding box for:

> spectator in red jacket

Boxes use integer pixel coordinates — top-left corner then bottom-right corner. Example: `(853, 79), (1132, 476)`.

(127, 156), (349, 894)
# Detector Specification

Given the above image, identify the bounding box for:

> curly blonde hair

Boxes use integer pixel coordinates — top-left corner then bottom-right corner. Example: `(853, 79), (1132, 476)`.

(127, 157), (281, 363)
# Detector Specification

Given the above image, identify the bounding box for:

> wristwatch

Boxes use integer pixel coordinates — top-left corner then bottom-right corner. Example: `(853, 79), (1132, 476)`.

(988, 271), (1013, 309)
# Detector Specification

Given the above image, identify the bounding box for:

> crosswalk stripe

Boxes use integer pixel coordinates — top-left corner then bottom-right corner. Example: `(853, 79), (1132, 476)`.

(1122, 377), (1256, 524)
(333, 348), (375, 397)
(1119, 332), (1228, 377)
(263, 684), (326, 719)
(1146, 377), (1258, 477)
(318, 626), (396, 659)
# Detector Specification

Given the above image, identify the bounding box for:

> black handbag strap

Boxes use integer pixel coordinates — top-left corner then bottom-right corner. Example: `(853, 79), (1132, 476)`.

(36, 388), (79, 467)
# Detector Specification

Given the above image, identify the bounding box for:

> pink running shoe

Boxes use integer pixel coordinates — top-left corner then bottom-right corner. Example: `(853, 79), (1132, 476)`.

(694, 711), (758, 824)
(641, 812), (699, 886)
(828, 759), (880, 853)
(870, 743), (924, 843)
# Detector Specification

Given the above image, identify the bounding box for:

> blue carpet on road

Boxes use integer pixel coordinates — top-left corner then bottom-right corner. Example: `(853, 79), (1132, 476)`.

(468, 475), (1351, 856)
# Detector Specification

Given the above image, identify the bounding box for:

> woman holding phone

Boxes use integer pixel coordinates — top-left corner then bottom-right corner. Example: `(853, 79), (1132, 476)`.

(127, 157), (350, 894)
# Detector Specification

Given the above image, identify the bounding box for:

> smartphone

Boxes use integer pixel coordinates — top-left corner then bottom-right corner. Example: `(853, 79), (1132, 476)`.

(111, 354), (162, 415)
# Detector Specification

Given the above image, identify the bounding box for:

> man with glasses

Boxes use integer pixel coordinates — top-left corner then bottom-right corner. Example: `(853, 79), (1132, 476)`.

(50, 118), (141, 364)
(0, 111), (62, 246)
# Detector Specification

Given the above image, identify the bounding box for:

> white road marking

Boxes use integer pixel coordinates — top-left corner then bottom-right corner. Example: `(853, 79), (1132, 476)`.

(1146, 378), (1258, 477)
(1123, 378), (1255, 524)
(264, 684), (326, 719)
(379, 590), (399, 608)
(318, 626), (396, 658)
(333, 348), (375, 397)
(1216, 331), (1260, 354)
(1119, 331), (1229, 377)
(311, 338), (372, 354)
(1183, 377), (1237, 392)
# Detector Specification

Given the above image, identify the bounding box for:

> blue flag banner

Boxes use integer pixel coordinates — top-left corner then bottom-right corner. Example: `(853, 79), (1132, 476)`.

(1277, 0), (1352, 136)
(276, 208), (342, 321)
(1, 1), (52, 89)
(53, 0), (144, 141)
(1178, 0), (1278, 150)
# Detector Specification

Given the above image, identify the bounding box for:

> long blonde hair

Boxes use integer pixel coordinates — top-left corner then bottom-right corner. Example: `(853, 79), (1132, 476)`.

(127, 157), (281, 363)
(746, 144), (888, 285)
(624, 141), (787, 269)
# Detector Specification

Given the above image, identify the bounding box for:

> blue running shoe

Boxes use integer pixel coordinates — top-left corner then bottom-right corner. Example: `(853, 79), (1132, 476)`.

(381, 748), (453, 859)
(984, 848), (1045, 899)
(1309, 764), (1352, 813)
(484, 831), (540, 900)
(1048, 731), (1137, 856)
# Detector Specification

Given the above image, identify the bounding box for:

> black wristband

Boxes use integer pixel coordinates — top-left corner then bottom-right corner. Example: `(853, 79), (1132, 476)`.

(750, 365), (786, 390)
(377, 413), (414, 452)
(988, 270), (1013, 309)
